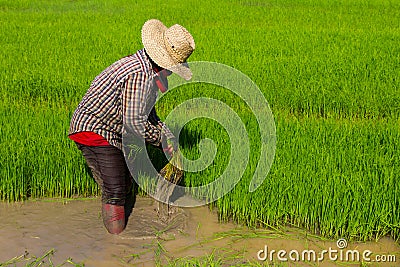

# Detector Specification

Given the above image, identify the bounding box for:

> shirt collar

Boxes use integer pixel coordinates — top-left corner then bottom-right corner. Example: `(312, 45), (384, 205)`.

(139, 48), (168, 93)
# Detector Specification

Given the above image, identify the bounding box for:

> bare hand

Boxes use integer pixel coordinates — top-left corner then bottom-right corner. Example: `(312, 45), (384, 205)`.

(163, 144), (175, 157)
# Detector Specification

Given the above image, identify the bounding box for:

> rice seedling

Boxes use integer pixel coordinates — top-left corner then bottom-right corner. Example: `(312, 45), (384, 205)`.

(160, 151), (184, 185)
(0, 249), (84, 267)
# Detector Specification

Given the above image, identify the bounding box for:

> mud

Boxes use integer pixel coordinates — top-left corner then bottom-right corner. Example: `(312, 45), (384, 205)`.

(0, 197), (398, 266)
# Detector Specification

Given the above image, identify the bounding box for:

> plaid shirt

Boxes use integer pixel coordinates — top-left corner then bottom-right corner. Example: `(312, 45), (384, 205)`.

(69, 49), (175, 150)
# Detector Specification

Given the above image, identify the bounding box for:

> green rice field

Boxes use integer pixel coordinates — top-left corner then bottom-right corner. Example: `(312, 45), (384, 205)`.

(0, 0), (399, 242)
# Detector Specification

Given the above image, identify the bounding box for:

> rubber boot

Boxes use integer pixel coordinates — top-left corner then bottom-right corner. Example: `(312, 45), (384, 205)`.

(102, 203), (126, 234)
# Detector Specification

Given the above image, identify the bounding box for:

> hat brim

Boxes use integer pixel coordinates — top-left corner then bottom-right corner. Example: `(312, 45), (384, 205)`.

(142, 19), (192, 80)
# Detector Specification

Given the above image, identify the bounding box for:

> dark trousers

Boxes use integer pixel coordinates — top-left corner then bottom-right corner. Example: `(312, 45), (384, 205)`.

(76, 143), (133, 206)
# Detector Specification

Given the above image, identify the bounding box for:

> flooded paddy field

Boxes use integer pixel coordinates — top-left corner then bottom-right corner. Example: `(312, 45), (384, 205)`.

(0, 197), (398, 267)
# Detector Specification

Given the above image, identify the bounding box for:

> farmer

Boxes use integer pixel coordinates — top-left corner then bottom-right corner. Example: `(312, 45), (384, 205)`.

(68, 19), (195, 234)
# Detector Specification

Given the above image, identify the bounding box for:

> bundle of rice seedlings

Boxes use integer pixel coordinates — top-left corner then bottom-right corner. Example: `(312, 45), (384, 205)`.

(159, 151), (184, 185)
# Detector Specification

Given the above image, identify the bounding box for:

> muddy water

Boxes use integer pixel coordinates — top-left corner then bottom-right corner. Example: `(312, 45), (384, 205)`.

(0, 197), (398, 267)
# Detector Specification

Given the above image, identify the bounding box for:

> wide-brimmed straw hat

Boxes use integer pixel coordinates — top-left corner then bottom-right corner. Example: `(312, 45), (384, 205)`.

(142, 19), (195, 80)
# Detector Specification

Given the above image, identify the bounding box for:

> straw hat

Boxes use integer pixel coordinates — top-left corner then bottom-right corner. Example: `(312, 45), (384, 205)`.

(142, 19), (195, 80)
